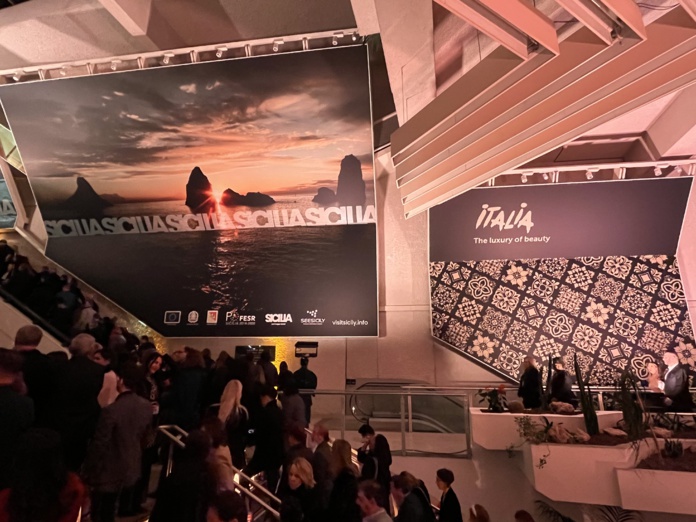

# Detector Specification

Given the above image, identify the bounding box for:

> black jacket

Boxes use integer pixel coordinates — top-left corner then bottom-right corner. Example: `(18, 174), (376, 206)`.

(0, 386), (34, 489)
(246, 400), (284, 474)
(18, 349), (54, 427)
(663, 365), (694, 412)
(396, 487), (435, 522)
(518, 366), (542, 409)
(550, 370), (576, 405)
(327, 468), (361, 522)
(439, 488), (463, 522)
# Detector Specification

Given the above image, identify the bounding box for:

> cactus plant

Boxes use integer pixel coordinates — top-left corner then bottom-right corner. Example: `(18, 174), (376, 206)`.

(574, 353), (599, 436)
(663, 439), (684, 459)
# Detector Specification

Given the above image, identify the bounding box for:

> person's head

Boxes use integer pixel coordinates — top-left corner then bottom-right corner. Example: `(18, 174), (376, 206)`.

(14, 325), (43, 350)
(514, 510), (536, 522)
(300, 357), (309, 368)
(359, 424), (376, 448)
(183, 348), (205, 369)
(279, 361), (288, 372)
(171, 349), (186, 364)
(201, 416), (227, 449)
(0, 348), (23, 383)
(390, 472), (418, 506)
(7, 428), (70, 521)
(312, 423), (330, 445)
(436, 468), (455, 491)
(284, 380), (299, 396)
(647, 362), (659, 375)
(245, 352), (255, 363)
(219, 379), (244, 422)
(288, 457), (315, 490)
(206, 491), (247, 522)
(260, 384), (277, 406)
(143, 351), (162, 375)
(331, 439), (354, 475)
(202, 348), (212, 360)
(140, 335), (150, 343)
(663, 350), (679, 366)
(356, 480), (384, 516)
(552, 357), (564, 371)
(260, 350), (271, 363)
(523, 356), (535, 370)
(469, 504), (490, 522)
(69, 333), (97, 358)
(117, 363), (144, 394)
(91, 346), (114, 367)
(216, 352), (230, 365)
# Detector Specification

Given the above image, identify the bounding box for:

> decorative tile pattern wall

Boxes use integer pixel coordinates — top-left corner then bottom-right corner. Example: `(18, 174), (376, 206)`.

(430, 255), (695, 385)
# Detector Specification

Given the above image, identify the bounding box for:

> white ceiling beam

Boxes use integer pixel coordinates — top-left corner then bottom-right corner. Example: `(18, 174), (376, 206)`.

(602, 0), (647, 39)
(646, 82), (696, 157)
(434, 0), (530, 59)
(681, 0), (696, 21)
(394, 8), (696, 216)
(478, 0), (560, 54)
(554, 0), (616, 44)
(98, 0), (153, 36)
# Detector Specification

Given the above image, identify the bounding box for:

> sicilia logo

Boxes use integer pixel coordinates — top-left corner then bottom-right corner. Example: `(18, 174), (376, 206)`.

(475, 203), (534, 233)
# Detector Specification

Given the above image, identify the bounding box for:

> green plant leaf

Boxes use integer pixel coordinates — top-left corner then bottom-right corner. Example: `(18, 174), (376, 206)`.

(589, 505), (645, 522)
(535, 500), (576, 522)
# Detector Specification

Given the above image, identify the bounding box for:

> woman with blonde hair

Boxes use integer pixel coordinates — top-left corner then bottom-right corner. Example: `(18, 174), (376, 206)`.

(218, 379), (249, 468)
(327, 440), (361, 522)
(283, 457), (322, 521)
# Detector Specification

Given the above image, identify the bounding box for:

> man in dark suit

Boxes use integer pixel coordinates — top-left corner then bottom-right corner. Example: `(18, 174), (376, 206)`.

(0, 348), (34, 489)
(83, 363), (153, 522)
(517, 356), (542, 409)
(390, 472), (435, 522)
(53, 333), (105, 470)
(244, 384), (284, 491)
(293, 357), (317, 425)
(550, 357), (576, 406)
(659, 348), (694, 412)
(13, 325), (54, 427)
(435, 468), (462, 522)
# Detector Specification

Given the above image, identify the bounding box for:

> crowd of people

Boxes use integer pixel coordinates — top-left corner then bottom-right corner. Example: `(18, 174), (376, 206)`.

(517, 353), (695, 412)
(0, 240), (113, 338)
(0, 324), (550, 522)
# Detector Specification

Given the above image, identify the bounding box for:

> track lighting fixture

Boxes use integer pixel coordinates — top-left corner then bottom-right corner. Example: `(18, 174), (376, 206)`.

(521, 174), (528, 184)
(215, 46), (228, 58)
(542, 172), (549, 181)
(162, 53), (175, 65)
(272, 39), (284, 52)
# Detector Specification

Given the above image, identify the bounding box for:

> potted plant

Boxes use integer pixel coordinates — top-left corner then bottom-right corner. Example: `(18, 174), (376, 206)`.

(477, 384), (507, 412)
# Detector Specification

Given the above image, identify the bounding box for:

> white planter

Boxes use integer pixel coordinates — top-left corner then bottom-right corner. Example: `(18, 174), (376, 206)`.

(521, 441), (654, 506)
(470, 407), (622, 451)
(617, 468), (696, 515)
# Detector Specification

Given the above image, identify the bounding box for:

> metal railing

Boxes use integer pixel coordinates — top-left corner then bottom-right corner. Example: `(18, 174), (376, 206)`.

(300, 387), (472, 458)
(157, 425), (281, 520)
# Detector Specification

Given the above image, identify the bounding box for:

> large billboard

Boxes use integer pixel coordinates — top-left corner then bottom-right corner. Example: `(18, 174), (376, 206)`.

(429, 178), (695, 385)
(0, 46), (378, 337)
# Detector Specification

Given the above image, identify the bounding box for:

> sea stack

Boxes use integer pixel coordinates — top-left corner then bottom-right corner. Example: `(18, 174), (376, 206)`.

(185, 166), (217, 214)
(220, 189), (275, 207)
(64, 176), (112, 217)
(335, 154), (366, 207)
(311, 187), (336, 205)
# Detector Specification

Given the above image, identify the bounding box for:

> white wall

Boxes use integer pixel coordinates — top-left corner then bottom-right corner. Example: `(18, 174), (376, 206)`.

(677, 182), (696, 331)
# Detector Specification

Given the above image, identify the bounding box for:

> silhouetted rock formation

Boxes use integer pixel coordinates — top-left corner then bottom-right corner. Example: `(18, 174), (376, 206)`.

(185, 166), (217, 214)
(220, 189), (275, 207)
(63, 177), (112, 217)
(335, 155), (366, 207)
(312, 187), (336, 205)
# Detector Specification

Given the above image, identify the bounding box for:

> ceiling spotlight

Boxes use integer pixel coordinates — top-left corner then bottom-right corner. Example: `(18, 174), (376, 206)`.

(11, 71), (22, 82)
(110, 60), (121, 71)
(654, 166), (663, 177)
(332, 31), (344, 46)
(351, 31), (359, 42)
(674, 166), (684, 175)
(59, 66), (68, 77)
(542, 172), (549, 181)
(585, 169), (594, 180)
(162, 52), (175, 65)
(272, 39), (284, 52)
(521, 174), (528, 184)
(215, 46), (228, 58)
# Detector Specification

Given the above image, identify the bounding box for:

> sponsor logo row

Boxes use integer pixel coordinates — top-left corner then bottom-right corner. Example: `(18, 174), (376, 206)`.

(163, 309), (371, 327)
